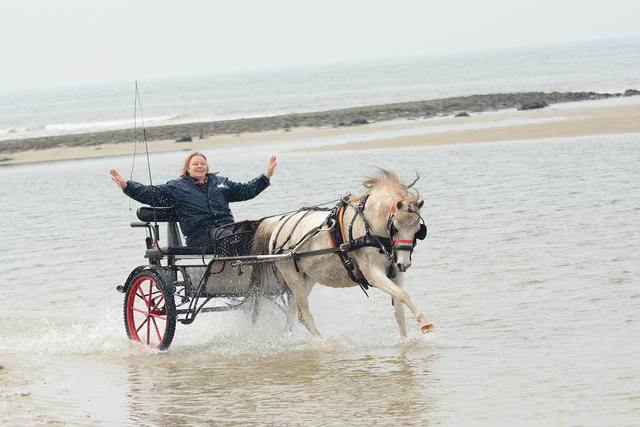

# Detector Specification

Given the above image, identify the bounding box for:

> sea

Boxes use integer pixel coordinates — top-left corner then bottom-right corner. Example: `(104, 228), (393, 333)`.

(1, 37), (640, 142)
(1, 38), (639, 426)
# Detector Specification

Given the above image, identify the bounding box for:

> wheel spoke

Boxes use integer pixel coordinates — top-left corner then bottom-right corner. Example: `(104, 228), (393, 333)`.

(151, 317), (163, 342)
(135, 316), (149, 334)
(146, 315), (151, 344)
(151, 294), (165, 312)
(149, 312), (167, 321)
(136, 286), (150, 308)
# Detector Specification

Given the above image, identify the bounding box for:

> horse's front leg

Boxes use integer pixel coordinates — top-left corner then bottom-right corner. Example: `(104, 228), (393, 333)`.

(390, 272), (407, 338)
(364, 267), (436, 334)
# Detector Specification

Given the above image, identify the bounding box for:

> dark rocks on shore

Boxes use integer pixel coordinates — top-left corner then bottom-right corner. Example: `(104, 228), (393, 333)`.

(175, 136), (192, 143)
(455, 112), (470, 117)
(518, 101), (549, 110)
(1, 90), (638, 155)
(337, 118), (369, 127)
(350, 118), (369, 126)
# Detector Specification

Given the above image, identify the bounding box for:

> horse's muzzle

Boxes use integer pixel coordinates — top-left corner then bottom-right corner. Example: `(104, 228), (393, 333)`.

(396, 262), (411, 272)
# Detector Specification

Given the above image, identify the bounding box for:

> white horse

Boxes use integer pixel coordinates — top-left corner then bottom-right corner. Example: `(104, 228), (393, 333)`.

(252, 169), (436, 337)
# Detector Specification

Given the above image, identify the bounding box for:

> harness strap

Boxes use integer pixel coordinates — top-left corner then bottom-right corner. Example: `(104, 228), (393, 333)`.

(272, 209), (317, 254)
(328, 195), (376, 293)
(271, 195), (425, 296)
(282, 234), (391, 259)
(327, 201), (347, 250)
(389, 197), (406, 217)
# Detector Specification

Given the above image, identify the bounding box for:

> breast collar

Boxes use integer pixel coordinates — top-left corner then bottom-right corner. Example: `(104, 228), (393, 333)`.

(326, 195), (394, 293)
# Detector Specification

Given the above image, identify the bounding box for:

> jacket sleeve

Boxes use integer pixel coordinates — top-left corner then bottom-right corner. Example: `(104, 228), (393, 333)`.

(226, 174), (270, 203)
(123, 181), (176, 207)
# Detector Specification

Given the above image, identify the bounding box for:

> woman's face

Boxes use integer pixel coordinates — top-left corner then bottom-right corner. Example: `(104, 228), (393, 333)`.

(187, 155), (208, 181)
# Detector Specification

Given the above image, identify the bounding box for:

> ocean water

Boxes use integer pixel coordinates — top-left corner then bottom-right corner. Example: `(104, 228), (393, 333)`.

(1, 37), (640, 426)
(1, 37), (640, 142)
(1, 132), (639, 425)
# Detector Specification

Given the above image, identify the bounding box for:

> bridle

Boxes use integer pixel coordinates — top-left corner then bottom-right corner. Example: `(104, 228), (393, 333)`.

(328, 194), (427, 291)
(386, 197), (427, 257)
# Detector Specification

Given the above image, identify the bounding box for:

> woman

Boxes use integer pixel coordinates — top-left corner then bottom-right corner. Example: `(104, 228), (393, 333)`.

(111, 152), (277, 249)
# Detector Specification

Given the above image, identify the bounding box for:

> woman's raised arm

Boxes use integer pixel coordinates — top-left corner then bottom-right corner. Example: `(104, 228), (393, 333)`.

(110, 169), (127, 189)
(265, 155), (277, 179)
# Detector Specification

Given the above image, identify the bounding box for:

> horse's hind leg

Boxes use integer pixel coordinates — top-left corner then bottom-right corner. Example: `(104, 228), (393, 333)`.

(284, 297), (298, 333)
(279, 269), (321, 336)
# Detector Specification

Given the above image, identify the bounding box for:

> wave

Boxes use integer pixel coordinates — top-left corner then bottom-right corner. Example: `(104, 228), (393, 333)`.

(0, 115), (199, 141)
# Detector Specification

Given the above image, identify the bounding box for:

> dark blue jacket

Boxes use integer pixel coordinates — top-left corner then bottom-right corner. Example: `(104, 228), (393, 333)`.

(123, 173), (270, 247)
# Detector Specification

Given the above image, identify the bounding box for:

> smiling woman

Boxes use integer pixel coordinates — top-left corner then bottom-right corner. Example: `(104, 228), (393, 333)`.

(109, 152), (277, 249)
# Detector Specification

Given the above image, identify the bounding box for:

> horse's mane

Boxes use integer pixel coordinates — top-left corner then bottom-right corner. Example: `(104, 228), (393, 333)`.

(356, 168), (421, 204)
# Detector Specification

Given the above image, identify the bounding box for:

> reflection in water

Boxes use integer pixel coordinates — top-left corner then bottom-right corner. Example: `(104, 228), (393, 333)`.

(125, 344), (438, 426)
(1, 134), (639, 425)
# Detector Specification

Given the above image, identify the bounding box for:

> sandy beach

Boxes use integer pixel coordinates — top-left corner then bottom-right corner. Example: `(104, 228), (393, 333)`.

(2, 93), (639, 165)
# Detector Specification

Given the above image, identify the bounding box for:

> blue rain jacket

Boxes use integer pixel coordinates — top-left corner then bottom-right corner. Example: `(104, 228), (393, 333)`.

(123, 173), (270, 247)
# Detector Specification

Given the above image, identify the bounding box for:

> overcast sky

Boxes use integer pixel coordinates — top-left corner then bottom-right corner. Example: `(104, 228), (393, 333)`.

(2, 0), (640, 92)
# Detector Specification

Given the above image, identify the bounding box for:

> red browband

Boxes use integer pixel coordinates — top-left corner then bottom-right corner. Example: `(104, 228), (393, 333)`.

(389, 197), (406, 217)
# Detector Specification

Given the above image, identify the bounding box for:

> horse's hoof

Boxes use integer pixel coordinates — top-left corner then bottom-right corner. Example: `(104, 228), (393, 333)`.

(421, 324), (437, 333)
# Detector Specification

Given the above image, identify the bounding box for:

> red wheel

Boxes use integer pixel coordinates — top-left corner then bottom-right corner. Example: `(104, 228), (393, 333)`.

(124, 269), (176, 350)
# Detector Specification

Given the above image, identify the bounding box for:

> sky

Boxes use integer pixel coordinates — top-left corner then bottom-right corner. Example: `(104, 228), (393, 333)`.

(2, 0), (640, 92)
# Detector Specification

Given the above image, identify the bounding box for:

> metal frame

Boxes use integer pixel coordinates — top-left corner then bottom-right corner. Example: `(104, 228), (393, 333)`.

(118, 217), (291, 329)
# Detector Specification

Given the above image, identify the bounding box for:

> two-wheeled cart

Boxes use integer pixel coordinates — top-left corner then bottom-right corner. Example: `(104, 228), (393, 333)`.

(116, 207), (290, 350)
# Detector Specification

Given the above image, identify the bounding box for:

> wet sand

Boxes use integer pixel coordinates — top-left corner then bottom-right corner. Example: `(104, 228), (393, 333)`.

(1, 92), (639, 165)
(302, 96), (640, 152)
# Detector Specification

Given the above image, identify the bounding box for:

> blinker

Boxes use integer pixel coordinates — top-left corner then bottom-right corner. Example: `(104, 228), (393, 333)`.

(415, 223), (427, 241)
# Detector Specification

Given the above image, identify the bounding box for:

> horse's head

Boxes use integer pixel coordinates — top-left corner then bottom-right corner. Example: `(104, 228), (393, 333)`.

(387, 198), (427, 272)
(360, 169), (427, 272)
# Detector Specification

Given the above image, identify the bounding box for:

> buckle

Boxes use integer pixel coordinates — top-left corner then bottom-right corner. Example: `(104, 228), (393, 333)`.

(344, 258), (354, 270)
(339, 242), (351, 252)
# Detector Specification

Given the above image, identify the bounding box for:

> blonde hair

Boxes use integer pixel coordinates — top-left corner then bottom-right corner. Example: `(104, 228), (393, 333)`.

(180, 151), (210, 177)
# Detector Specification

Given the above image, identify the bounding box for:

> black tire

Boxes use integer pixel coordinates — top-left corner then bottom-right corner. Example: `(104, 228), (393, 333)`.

(124, 269), (177, 350)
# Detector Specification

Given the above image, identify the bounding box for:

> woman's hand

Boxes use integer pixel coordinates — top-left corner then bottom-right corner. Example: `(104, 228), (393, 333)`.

(265, 155), (277, 179)
(110, 169), (127, 189)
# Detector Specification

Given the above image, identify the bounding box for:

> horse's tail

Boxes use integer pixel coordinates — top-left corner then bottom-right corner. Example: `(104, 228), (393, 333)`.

(249, 217), (285, 322)
(252, 217), (279, 255)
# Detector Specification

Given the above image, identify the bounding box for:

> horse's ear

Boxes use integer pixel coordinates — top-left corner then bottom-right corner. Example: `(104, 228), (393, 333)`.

(396, 200), (404, 211)
(417, 199), (424, 209)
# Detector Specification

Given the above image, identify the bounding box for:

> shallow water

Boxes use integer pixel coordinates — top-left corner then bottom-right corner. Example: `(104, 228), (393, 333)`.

(1, 132), (639, 425)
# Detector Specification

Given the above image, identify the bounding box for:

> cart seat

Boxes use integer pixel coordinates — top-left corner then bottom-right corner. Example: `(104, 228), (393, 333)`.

(132, 207), (260, 260)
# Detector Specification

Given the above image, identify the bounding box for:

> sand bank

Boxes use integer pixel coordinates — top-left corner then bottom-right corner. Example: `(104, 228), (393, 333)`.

(2, 94), (639, 165)
(302, 96), (640, 152)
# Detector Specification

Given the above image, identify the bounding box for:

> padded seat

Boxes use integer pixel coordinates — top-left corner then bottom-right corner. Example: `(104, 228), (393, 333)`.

(134, 207), (260, 259)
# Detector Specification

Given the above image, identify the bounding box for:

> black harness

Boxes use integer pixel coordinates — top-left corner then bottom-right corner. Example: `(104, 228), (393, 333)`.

(328, 195), (381, 292)
(270, 195), (427, 295)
